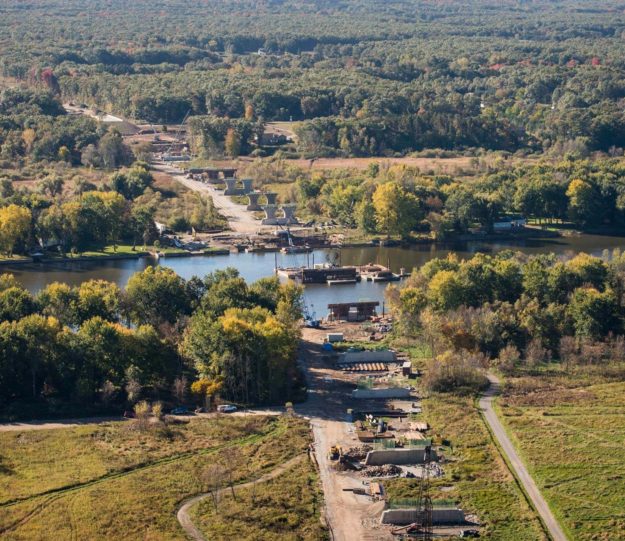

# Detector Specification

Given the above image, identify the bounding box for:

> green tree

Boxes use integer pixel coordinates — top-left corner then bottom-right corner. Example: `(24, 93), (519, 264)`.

(567, 287), (620, 340)
(126, 266), (191, 326)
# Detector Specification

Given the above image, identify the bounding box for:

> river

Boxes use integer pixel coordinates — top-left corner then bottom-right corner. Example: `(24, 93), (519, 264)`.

(4, 233), (625, 316)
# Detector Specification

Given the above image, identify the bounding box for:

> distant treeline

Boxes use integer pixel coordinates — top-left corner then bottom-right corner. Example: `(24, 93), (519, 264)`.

(2, 0), (625, 154)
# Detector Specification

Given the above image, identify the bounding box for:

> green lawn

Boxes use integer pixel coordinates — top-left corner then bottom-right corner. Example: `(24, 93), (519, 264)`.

(499, 369), (625, 540)
(0, 415), (318, 540)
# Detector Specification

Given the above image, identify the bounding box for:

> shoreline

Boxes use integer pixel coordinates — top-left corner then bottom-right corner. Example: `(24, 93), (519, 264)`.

(0, 249), (232, 267)
(0, 228), (589, 269)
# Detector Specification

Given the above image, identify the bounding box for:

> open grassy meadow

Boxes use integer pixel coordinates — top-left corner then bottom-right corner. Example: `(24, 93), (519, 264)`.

(191, 455), (328, 541)
(384, 392), (547, 541)
(499, 366), (625, 541)
(0, 415), (321, 540)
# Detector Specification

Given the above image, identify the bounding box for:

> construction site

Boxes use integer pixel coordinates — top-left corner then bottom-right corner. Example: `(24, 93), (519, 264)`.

(300, 318), (481, 540)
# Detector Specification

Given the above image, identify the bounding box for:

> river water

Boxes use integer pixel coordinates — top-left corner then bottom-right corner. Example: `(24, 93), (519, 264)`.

(4, 234), (625, 316)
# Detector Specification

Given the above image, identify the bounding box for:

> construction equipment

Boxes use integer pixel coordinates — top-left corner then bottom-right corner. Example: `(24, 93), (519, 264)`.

(390, 457), (433, 539)
(328, 445), (342, 460)
(163, 109), (191, 158)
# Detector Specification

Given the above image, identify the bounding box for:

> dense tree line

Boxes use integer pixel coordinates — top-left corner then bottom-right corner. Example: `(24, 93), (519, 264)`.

(0, 89), (116, 167)
(0, 267), (303, 417)
(388, 250), (625, 391)
(285, 157), (625, 236)
(3, 1), (625, 154)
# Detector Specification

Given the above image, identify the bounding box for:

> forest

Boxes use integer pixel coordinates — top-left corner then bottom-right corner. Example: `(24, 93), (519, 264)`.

(388, 249), (625, 393)
(0, 267), (304, 419)
(1, 1), (625, 155)
(245, 157), (625, 237)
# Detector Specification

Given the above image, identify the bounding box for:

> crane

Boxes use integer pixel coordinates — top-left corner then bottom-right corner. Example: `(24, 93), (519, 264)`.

(164, 109), (191, 158)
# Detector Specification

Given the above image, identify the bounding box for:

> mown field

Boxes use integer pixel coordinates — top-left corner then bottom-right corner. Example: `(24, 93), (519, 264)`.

(499, 367), (625, 541)
(0, 415), (320, 540)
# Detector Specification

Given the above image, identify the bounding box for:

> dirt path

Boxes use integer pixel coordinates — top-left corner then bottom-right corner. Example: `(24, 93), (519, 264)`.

(152, 161), (265, 234)
(0, 409), (283, 433)
(176, 454), (305, 541)
(480, 373), (568, 541)
(0, 416), (122, 432)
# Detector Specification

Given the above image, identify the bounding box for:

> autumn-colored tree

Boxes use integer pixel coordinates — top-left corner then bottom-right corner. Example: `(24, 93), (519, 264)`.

(224, 127), (241, 157)
(21, 128), (36, 154)
(0, 204), (32, 256)
(372, 182), (421, 238)
(191, 377), (223, 409)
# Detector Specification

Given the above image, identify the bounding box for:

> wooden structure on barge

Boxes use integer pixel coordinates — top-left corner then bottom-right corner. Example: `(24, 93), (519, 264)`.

(278, 265), (359, 284)
(328, 301), (380, 321)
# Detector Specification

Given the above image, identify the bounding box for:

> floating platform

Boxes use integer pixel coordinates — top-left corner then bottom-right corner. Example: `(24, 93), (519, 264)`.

(277, 265), (359, 284)
(327, 278), (358, 285)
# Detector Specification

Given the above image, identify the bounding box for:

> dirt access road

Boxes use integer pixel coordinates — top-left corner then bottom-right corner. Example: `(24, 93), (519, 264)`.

(296, 326), (392, 541)
(480, 373), (568, 541)
(152, 160), (265, 235)
(176, 454), (306, 541)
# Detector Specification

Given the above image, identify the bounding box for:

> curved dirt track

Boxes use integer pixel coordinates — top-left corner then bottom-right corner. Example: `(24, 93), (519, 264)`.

(480, 373), (568, 541)
(176, 454), (305, 541)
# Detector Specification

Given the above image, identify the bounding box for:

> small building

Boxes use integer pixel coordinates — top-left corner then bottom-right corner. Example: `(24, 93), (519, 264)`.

(493, 215), (527, 231)
(328, 301), (379, 321)
(326, 333), (344, 343)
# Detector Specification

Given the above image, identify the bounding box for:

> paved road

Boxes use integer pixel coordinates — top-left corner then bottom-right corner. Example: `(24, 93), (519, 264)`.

(176, 454), (305, 541)
(480, 373), (568, 541)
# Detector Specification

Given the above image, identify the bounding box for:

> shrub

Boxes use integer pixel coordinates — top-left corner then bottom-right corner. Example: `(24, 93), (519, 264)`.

(423, 350), (489, 395)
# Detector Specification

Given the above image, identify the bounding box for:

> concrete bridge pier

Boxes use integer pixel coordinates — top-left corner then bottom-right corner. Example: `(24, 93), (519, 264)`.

(264, 192), (278, 205)
(247, 192), (262, 211)
(281, 204), (297, 224)
(262, 205), (279, 225)
(242, 178), (253, 194)
(224, 178), (239, 195)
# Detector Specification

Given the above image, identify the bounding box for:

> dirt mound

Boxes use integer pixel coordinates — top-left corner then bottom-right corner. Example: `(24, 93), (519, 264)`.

(361, 464), (402, 477)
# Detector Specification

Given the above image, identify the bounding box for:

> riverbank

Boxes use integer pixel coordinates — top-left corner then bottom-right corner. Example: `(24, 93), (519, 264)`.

(0, 246), (233, 267)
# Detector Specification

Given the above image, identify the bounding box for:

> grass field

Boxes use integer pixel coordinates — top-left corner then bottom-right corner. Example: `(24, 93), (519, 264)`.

(499, 366), (625, 540)
(0, 415), (319, 540)
(191, 455), (328, 541)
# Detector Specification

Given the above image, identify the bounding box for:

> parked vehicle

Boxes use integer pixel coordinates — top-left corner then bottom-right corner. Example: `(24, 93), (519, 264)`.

(460, 530), (480, 538)
(217, 404), (237, 413)
(171, 406), (189, 415)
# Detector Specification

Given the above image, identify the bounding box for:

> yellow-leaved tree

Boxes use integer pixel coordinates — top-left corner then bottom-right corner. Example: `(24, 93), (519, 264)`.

(0, 204), (31, 257)
(372, 181), (421, 239)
